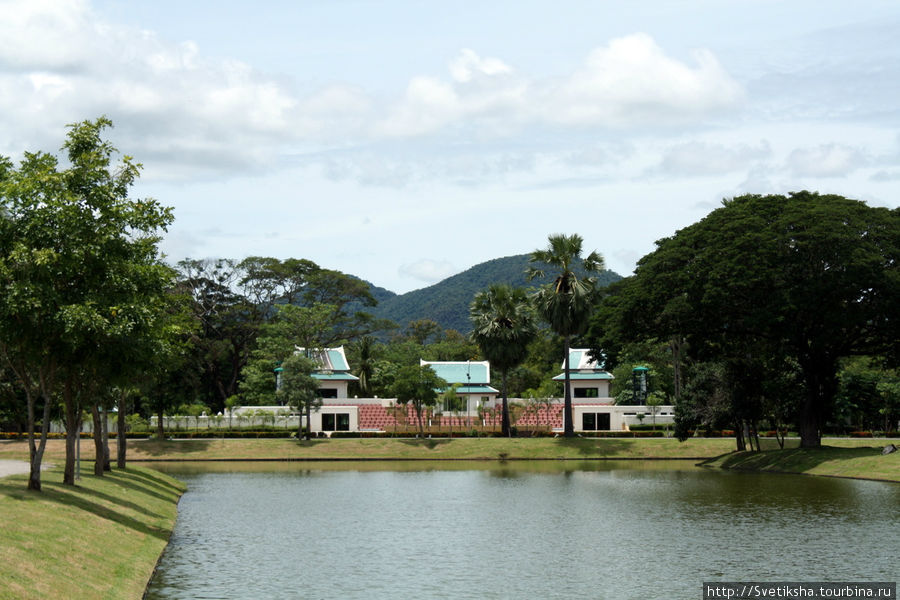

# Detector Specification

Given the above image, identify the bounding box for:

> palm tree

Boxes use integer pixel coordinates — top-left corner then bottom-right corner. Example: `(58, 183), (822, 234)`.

(470, 284), (537, 437)
(353, 336), (376, 396)
(528, 233), (604, 437)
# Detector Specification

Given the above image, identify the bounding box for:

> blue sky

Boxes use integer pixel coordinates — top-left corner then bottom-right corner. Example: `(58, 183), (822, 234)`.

(2, 0), (899, 293)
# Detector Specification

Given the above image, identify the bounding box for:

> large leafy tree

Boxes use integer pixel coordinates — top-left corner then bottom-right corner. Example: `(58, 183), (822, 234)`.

(0, 117), (173, 489)
(177, 258), (384, 412)
(240, 303), (341, 438)
(597, 192), (899, 448)
(390, 365), (447, 437)
(528, 234), (605, 437)
(470, 284), (537, 436)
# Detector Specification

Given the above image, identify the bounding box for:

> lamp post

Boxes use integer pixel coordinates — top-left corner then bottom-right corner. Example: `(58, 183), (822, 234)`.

(466, 360), (471, 424)
(274, 362), (283, 403)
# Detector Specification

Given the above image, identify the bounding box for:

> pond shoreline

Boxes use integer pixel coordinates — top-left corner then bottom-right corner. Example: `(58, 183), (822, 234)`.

(131, 455), (711, 462)
(701, 446), (900, 483)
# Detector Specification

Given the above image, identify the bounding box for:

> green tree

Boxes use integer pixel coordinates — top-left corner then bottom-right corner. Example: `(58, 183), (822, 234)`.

(528, 233), (605, 437)
(349, 336), (377, 396)
(390, 365), (447, 436)
(470, 284), (538, 436)
(0, 117), (173, 489)
(439, 383), (465, 437)
(277, 354), (319, 439)
(601, 192), (899, 448)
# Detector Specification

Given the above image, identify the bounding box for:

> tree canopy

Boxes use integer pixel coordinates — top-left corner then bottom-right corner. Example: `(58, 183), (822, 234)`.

(470, 284), (538, 436)
(590, 192), (899, 447)
(528, 233), (605, 437)
(0, 117), (174, 488)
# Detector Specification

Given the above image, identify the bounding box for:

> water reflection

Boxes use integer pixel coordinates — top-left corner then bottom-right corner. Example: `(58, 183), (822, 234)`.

(145, 462), (899, 600)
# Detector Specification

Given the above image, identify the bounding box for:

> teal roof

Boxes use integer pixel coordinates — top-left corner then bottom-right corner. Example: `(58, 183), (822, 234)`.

(313, 372), (359, 381)
(552, 372), (614, 381)
(423, 361), (489, 385)
(297, 346), (351, 371)
(452, 385), (499, 394)
(326, 349), (349, 371)
(562, 348), (604, 370)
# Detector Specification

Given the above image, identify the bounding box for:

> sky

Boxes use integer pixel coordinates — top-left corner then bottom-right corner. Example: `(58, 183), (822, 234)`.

(2, 1), (899, 294)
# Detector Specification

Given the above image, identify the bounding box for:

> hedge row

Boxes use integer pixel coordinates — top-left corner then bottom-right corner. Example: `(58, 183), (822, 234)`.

(0, 432), (153, 440)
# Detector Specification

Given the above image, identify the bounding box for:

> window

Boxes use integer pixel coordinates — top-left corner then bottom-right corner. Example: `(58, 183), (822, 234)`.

(322, 413), (350, 431)
(574, 387), (599, 398)
(581, 412), (610, 431)
(336, 413), (350, 431)
(318, 388), (338, 398)
(583, 413), (596, 430)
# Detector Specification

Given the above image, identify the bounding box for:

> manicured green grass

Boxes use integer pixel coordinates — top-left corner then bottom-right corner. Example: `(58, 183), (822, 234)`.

(1, 436), (890, 464)
(0, 466), (185, 600)
(702, 445), (900, 482)
(1, 436), (741, 462)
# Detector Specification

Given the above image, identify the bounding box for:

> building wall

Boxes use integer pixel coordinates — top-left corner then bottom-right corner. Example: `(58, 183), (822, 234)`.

(309, 405), (359, 433)
(316, 380), (350, 399)
(571, 404), (675, 431)
(568, 379), (612, 399)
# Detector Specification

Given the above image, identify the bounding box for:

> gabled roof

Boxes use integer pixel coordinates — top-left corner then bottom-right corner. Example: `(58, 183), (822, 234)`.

(420, 360), (490, 386)
(554, 348), (614, 382)
(561, 349), (604, 371)
(453, 385), (499, 395)
(552, 372), (614, 381)
(312, 372), (359, 382)
(297, 346), (352, 372)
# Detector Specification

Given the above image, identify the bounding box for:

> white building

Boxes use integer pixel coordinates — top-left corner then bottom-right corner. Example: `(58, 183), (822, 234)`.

(554, 349), (674, 432)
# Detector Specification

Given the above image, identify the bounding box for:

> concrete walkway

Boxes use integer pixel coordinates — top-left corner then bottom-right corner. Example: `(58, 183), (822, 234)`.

(0, 460), (32, 478)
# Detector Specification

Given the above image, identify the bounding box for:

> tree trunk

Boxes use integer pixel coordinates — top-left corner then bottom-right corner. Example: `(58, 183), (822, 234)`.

(305, 400), (312, 441)
(563, 336), (574, 437)
(63, 380), (80, 485)
(500, 371), (511, 437)
(157, 403), (165, 440)
(798, 396), (821, 448)
(734, 421), (746, 452)
(798, 356), (836, 449)
(92, 405), (105, 476)
(28, 390), (52, 492)
(117, 392), (127, 469)
(670, 336), (683, 401)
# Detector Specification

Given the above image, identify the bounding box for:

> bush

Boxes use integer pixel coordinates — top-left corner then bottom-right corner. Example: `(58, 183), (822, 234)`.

(628, 424), (670, 432)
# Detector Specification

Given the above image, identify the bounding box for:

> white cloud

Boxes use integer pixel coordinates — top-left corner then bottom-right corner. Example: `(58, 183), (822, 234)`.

(653, 140), (771, 177)
(870, 170), (900, 182)
(449, 48), (512, 83)
(0, 0), (744, 185)
(376, 49), (526, 138)
(543, 33), (743, 127)
(786, 144), (868, 178)
(375, 35), (742, 138)
(0, 0), (309, 178)
(399, 259), (460, 284)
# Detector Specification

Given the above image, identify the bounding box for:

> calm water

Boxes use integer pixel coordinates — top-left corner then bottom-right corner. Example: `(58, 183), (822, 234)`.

(145, 461), (899, 600)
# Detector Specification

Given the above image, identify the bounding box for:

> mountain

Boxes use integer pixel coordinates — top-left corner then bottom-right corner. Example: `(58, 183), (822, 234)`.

(364, 254), (622, 334)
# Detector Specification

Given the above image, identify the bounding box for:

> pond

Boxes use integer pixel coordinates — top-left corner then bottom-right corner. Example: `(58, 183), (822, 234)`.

(144, 461), (899, 600)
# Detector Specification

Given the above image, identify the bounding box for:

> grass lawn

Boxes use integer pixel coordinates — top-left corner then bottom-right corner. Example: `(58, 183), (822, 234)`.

(0, 466), (185, 600)
(702, 444), (900, 482)
(0, 435), (889, 464)
(1, 436), (743, 462)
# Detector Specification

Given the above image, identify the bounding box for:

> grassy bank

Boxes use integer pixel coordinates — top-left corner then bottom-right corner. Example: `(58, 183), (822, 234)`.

(0, 466), (185, 600)
(702, 445), (900, 482)
(0, 436), (887, 463)
(1, 437), (741, 462)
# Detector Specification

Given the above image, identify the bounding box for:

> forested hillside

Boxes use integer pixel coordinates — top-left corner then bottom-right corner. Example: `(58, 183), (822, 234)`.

(368, 254), (622, 333)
